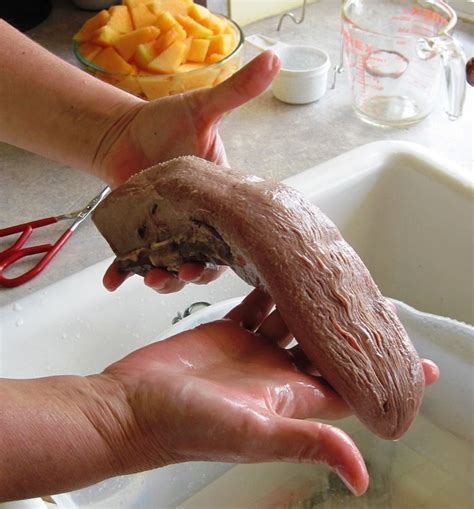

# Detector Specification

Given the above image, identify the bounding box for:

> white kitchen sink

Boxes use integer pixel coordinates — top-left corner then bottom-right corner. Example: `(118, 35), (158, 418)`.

(1, 141), (473, 508)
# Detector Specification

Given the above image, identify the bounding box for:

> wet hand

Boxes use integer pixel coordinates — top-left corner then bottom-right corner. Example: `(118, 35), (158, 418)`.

(102, 289), (439, 496)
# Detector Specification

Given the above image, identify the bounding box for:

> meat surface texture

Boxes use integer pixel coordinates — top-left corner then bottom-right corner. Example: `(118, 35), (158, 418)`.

(92, 156), (424, 440)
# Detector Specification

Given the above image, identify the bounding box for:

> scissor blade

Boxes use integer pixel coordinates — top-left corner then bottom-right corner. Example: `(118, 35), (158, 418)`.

(70, 187), (110, 231)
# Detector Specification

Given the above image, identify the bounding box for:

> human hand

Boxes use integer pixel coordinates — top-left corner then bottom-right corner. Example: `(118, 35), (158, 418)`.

(100, 50), (280, 293)
(101, 289), (439, 496)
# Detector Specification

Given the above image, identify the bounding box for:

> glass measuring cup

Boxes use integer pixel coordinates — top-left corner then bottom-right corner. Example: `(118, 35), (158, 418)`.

(342, 0), (466, 127)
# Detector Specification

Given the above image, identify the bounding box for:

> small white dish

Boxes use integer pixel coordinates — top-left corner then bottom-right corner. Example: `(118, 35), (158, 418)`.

(246, 34), (331, 104)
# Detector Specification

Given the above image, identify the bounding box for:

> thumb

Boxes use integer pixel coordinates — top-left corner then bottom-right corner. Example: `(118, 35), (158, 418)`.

(198, 50), (280, 121)
(262, 418), (369, 496)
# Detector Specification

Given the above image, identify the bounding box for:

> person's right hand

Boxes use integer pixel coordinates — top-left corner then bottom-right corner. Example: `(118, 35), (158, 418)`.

(100, 289), (439, 496)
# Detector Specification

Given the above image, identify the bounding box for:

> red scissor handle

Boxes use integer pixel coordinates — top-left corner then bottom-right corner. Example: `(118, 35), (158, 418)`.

(0, 216), (58, 236)
(0, 217), (58, 258)
(0, 228), (72, 288)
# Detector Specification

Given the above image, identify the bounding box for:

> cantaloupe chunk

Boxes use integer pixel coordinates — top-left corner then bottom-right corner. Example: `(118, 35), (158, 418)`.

(133, 41), (160, 69)
(108, 5), (133, 34)
(78, 42), (102, 61)
(139, 75), (173, 99)
(130, 3), (158, 29)
(92, 46), (134, 74)
(187, 38), (210, 63)
(176, 14), (213, 38)
(92, 25), (121, 46)
(182, 36), (192, 61)
(207, 34), (232, 55)
(74, 10), (110, 42)
(206, 53), (225, 64)
(223, 25), (238, 52)
(116, 74), (143, 95)
(201, 13), (227, 34)
(153, 23), (186, 54)
(148, 40), (187, 73)
(188, 4), (210, 23)
(180, 66), (219, 91)
(123, 0), (148, 7)
(154, 11), (178, 32)
(177, 62), (205, 73)
(145, 0), (192, 17)
(114, 26), (160, 61)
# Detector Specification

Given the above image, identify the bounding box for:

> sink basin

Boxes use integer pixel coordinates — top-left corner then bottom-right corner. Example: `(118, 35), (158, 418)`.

(2, 141), (473, 508)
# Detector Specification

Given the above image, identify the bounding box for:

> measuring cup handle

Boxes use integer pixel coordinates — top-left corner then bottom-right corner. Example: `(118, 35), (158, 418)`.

(437, 35), (466, 120)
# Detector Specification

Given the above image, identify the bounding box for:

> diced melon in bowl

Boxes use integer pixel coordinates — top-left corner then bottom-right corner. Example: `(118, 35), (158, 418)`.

(114, 26), (160, 61)
(155, 11), (179, 32)
(148, 41), (187, 73)
(92, 46), (134, 74)
(187, 38), (210, 63)
(73, 0), (244, 100)
(73, 10), (110, 43)
(92, 25), (120, 46)
(116, 74), (143, 95)
(130, 3), (158, 28)
(138, 74), (174, 99)
(108, 5), (134, 33)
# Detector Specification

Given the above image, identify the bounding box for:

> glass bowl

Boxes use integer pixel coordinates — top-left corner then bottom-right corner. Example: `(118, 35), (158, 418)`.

(72, 17), (244, 100)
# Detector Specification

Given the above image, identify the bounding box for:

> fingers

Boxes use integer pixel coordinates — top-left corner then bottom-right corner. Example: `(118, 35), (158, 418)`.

(144, 268), (186, 293)
(288, 344), (319, 375)
(225, 288), (273, 331)
(421, 358), (440, 386)
(257, 308), (293, 346)
(147, 263), (225, 292)
(178, 263), (226, 285)
(104, 261), (225, 294)
(261, 418), (368, 496)
(199, 51), (280, 122)
(281, 375), (352, 420)
(103, 260), (131, 291)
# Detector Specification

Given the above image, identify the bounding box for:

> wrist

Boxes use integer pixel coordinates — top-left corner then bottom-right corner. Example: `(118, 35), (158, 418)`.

(92, 100), (151, 188)
(0, 374), (138, 501)
(92, 370), (173, 474)
(82, 373), (158, 475)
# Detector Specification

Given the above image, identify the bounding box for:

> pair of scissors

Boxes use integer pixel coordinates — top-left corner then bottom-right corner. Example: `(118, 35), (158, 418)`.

(0, 187), (110, 288)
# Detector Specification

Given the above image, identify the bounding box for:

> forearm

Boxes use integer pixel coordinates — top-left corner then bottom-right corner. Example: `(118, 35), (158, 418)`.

(0, 20), (144, 181)
(0, 374), (135, 501)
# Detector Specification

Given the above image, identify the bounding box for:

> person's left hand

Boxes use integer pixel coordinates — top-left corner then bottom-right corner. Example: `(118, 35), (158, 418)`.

(100, 51), (280, 294)
(99, 289), (439, 497)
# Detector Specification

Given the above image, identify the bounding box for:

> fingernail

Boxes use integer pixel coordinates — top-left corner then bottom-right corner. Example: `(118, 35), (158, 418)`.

(335, 467), (358, 496)
(145, 280), (165, 291)
(271, 52), (281, 71)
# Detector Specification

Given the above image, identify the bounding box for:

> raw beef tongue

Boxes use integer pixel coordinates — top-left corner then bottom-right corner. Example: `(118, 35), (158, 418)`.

(92, 156), (425, 440)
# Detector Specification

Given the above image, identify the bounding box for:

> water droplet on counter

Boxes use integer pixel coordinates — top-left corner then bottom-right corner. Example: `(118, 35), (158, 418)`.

(75, 332), (81, 339)
(62, 332), (68, 339)
(12, 303), (22, 312)
(15, 318), (24, 327)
